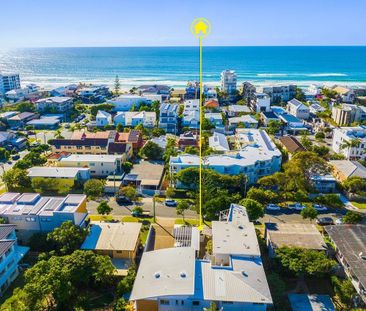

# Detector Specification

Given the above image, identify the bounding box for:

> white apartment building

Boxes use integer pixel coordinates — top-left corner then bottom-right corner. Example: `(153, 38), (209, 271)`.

(251, 93), (271, 113)
(114, 111), (156, 128)
(107, 94), (149, 111)
(35, 97), (73, 113)
(159, 103), (179, 134)
(262, 85), (297, 103)
(0, 74), (21, 95)
(221, 70), (237, 94)
(182, 99), (200, 129)
(332, 104), (366, 126)
(130, 204), (272, 311)
(286, 98), (310, 120)
(332, 126), (366, 160)
(170, 129), (281, 185)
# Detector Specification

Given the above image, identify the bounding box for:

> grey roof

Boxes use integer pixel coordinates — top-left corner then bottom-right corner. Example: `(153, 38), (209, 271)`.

(27, 117), (60, 126)
(0, 224), (16, 240)
(130, 247), (196, 300)
(28, 166), (90, 178)
(0, 240), (15, 257)
(330, 160), (366, 179)
(325, 225), (366, 291)
(265, 223), (327, 250)
(81, 222), (141, 252)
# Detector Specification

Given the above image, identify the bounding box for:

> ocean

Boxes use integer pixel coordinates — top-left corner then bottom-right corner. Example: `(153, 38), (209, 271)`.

(0, 46), (366, 89)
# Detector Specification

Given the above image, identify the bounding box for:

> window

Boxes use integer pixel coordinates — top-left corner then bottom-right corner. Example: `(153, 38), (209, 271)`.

(160, 300), (169, 305)
(192, 301), (200, 306)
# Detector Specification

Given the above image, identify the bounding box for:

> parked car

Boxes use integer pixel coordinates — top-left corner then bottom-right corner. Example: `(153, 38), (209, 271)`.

(165, 199), (177, 207)
(335, 217), (344, 225)
(131, 207), (150, 217)
(313, 204), (328, 212)
(288, 203), (305, 211)
(64, 123), (70, 128)
(115, 195), (132, 205)
(11, 155), (20, 161)
(266, 204), (281, 211)
(316, 217), (334, 226)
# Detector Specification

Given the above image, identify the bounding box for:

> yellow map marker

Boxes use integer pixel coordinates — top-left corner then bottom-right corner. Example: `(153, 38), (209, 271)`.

(190, 18), (211, 231)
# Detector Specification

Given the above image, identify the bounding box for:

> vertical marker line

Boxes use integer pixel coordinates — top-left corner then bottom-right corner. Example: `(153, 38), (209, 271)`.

(199, 36), (203, 229)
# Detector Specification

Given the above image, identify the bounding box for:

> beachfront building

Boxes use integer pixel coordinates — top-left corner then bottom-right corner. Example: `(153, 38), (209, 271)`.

(108, 94), (149, 111)
(332, 126), (366, 160)
(170, 129), (281, 185)
(50, 153), (124, 177)
(262, 85), (297, 103)
(114, 111), (156, 128)
(35, 97), (73, 113)
(241, 82), (256, 102)
(130, 204), (273, 310)
(325, 225), (366, 303)
(76, 85), (110, 98)
(81, 222), (141, 274)
(0, 193), (88, 240)
(49, 130), (133, 156)
(250, 93), (270, 113)
(332, 86), (355, 103)
(5, 84), (41, 103)
(0, 74), (20, 95)
(185, 82), (200, 100)
(182, 100), (200, 129)
(331, 104), (366, 126)
(286, 98), (310, 120)
(159, 103), (179, 134)
(50, 84), (78, 97)
(221, 70), (237, 94)
(0, 225), (29, 296)
(96, 110), (112, 127)
(136, 84), (170, 101)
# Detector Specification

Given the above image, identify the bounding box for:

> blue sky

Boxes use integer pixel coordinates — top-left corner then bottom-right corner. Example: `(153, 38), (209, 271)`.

(1, 0), (366, 47)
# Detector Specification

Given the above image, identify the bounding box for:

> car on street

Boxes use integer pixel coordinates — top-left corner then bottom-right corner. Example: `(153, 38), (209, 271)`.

(11, 155), (20, 161)
(313, 204), (328, 212)
(288, 203), (305, 211)
(266, 204), (281, 211)
(335, 217), (344, 225)
(316, 217), (334, 226)
(64, 123), (70, 128)
(115, 195), (132, 205)
(165, 199), (177, 207)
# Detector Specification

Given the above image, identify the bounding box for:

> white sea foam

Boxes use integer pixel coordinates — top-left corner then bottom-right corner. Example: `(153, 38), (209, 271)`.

(305, 73), (348, 77)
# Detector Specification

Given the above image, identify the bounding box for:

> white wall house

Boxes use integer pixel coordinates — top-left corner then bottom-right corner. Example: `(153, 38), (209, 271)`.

(107, 94), (149, 111)
(251, 93), (270, 113)
(182, 100), (200, 129)
(96, 110), (112, 127)
(159, 103), (179, 134)
(332, 126), (366, 160)
(286, 99), (310, 120)
(114, 111), (156, 128)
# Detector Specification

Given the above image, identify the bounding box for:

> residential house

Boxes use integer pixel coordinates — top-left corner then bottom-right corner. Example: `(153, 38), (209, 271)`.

(28, 166), (90, 185)
(114, 111), (156, 128)
(96, 110), (112, 127)
(50, 84), (78, 97)
(241, 82), (256, 102)
(27, 116), (60, 129)
(325, 225), (366, 303)
(204, 112), (223, 129)
(265, 223), (327, 257)
(7, 112), (38, 129)
(0, 131), (27, 150)
(81, 222), (141, 273)
(332, 86), (355, 103)
(0, 192), (88, 240)
(226, 104), (251, 117)
(203, 99), (219, 109)
(108, 94), (149, 111)
(286, 98), (310, 120)
(159, 103), (179, 134)
(185, 81), (199, 100)
(310, 175), (336, 193)
(130, 204), (273, 310)
(228, 115), (258, 129)
(35, 97), (73, 113)
(250, 93), (270, 113)
(278, 113), (308, 134)
(0, 225), (29, 296)
(278, 135), (305, 159)
(182, 100), (200, 129)
(51, 153), (124, 177)
(116, 130), (143, 150)
(203, 86), (217, 100)
(308, 101), (326, 115)
(77, 85), (109, 98)
(332, 126), (366, 160)
(209, 132), (230, 152)
(260, 111), (280, 126)
(329, 160), (366, 182)
(177, 131), (198, 150)
(136, 84), (170, 101)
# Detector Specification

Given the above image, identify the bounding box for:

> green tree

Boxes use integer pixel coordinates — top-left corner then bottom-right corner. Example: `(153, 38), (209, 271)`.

(239, 198), (264, 221)
(117, 265), (136, 296)
(151, 127), (165, 137)
(119, 185), (139, 202)
(205, 239), (212, 255)
(121, 161), (133, 173)
(294, 87), (305, 101)
(202, 118), (215, 131)
(47, 221), (88, 256)
(342, 176), (366, 194)
(16, 101), (35, 112)
(114, 75), (121, 94)
(315, 131), (325, 141)
(97, 201), (113, 216)
(116, 123), (124, 132)
(246, 188), (279, 205)
(114, 298), (127, 311)
(343, 211), (363, 224)
(176, 200), (189, 222)
(0, 288), (29, 311)
(83, 179), (105, 198)
(184, 146), (199, 155)
(275, 247), (336, 276)
(2, 168), (31, 191)
(331, 276), (356, 308)
(301, 205), (318, 222)
(139, 141), (163, 160)
(0, 147), (10, 161)
(266, 120), (281, 135)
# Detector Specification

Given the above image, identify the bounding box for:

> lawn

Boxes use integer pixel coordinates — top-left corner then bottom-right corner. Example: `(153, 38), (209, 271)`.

(350, 201), (366, 209)
(175, 218), (211, 227)
(88, 215), (115, 221)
